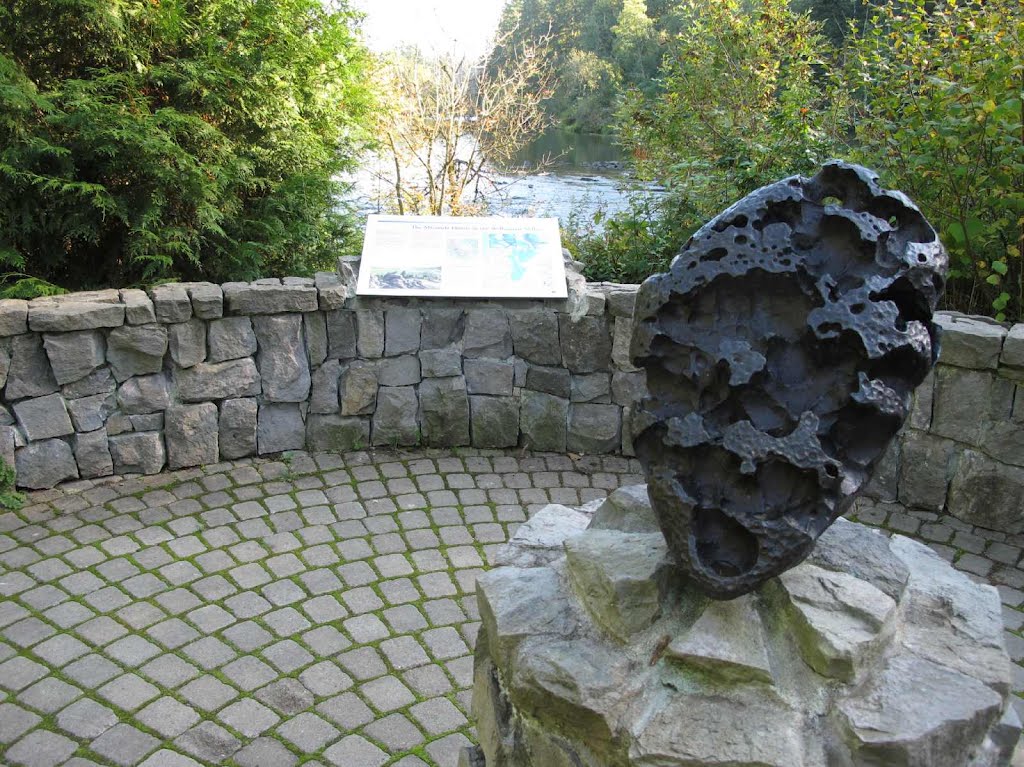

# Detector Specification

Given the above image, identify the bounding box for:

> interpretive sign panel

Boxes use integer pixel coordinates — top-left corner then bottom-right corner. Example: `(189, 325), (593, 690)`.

(357, 214), (568, 298)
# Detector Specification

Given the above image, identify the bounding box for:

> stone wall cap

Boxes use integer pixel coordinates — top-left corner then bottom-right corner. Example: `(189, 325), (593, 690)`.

(222, 281), (319, 315)
(1000, 324), (1024, 369)
(934, 311), (1007, 369)
(28, 300), (125, 332)
(0, 299), (29, 336)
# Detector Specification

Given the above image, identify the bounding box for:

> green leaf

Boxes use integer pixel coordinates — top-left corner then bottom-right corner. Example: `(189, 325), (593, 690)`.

(992, 260), (1008, 275)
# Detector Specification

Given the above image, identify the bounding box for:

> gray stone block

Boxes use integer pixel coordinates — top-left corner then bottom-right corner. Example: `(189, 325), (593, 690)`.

(0, 424), (15, 469)
(357, 309), (385, 358)
(316, 271), (347, 310)
(386, 308), (422, 356)
(611, 316), (638, 372)
(14, 393), (74, 440)
(66, 392), (116, 432)
(420, 347), (462, 378)
(340, 361), (377, 416)
(310, 360), (341, 414)
(107, 325), (167, 381)
(166, 404), (219, 470)
(43, 330), (105, 384)
(120, 289), (156, 324)
(421, 308), (465, 349)
(110, 432), (166, 475)
(372, 386), (419, 446)
(525, 365), (570, 398)
(207, 317), (257, 363)
(0, 299), (28, 335)
(931, 367), (1012, 444)
(419, 377), (470, 446)
(325, 311), (357, 359)
(864, 437), (900, 502)
(220, 399), (257, 460)
(898, 432), (955, 510)
(129, 413), (163, 431)
(253, 314), (311, 402)
(151, 285), (193, 323)
(379, 355), (421, 387)
(28, 300), (124, 332)
(947, 449), (1024, 533)
(464, 309), (512, 359)
(75, 428), (113, 478)
(177, 358), (261, 401)
(605, 285), (637, 318)
(223, 282), (318, 314)
(611, 371), (646, 405)
(509, 310), (560, 365)
(5, 333), (58, 399)
(1003, 324), (1024, 368)
(520, 390), (568, 452)
(571, 373), (610, 403)
(187, 283), (223, 320)
(118, 374), (171, 415)
(465, 359), (514, 396)
(304, 312), (328, 368)
(469, 395), (519, 448)
(15, 438), (78, 488)
(107, 413), (133, 435)
(62, 367), (115, 398)
(589, 485), (659, 533)
(257, 404), (305, 454)
(933, 312), (1006, 369)
(169, 320), (207, 369)
(559, 315), (611, 373)
(307, 414), (370, 452)
(0, 346), (8, 391)
(568, 403), (621, 454)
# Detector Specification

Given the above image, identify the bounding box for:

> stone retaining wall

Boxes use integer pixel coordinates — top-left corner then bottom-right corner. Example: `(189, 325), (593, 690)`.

(865, 313), (1024, 534)
(1, 265), (1021, 536)
(0, 262), (645, 490)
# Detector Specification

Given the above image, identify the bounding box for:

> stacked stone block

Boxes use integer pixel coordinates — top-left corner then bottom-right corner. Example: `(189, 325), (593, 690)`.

(865, 312), (1024, 534)
(0, 272), (645, 489)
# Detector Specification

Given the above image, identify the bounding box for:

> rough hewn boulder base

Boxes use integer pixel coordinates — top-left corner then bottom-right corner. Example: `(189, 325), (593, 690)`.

(630, 161), (948, 598)
(466, 487), (1019, 767)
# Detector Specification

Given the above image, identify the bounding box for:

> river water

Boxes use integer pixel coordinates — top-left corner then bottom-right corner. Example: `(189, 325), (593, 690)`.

(348, 129), (655, 226)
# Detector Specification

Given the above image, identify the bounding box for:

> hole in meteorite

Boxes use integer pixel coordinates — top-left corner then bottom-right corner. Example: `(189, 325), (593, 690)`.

(850, 303), (865, 315)
(693, 508), (759, 578)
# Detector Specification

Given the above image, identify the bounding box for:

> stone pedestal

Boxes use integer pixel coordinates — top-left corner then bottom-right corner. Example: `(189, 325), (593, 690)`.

(466, 486), (1020, 767)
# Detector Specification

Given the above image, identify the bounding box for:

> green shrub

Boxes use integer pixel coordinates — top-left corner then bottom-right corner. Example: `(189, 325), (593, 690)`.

(0, 0), (374, 291)
(843, 0), (1024, 321)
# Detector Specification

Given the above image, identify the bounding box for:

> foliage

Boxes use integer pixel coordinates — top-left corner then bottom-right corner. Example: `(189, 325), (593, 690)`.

(0, 0), (374, 291)
(372, 36), (556, 216)
(615, 0), (842, 245)
(493, 0), (666, 133)
(563, 194), (690, 284)
(842, 0), (1024, 321)
(0, 458), (24, 510)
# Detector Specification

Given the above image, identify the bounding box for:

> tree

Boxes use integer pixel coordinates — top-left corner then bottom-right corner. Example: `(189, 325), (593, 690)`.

(0, 0), (374, 292)
(843, 0), (1024, 321)
(372, 35), (556, 216)
(618, 0), (841, 236)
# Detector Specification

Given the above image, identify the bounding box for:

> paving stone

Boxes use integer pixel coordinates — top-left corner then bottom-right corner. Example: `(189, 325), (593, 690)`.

(17, 676), (81, 714)
(0, 702), (42, 743)
(178, 675), (238, 712)
(218, 698), (280, 738)
(174, 721), (241, 763)
(364, 712), (426, 751)
(262, 639), (314, 672)
(409, 696), (468, 735)
(4, 728), (78, 767)
(0, 656), (48, 691)
(276, 711), (339, 752)
(233, 736), (299, 767)
(140, 654), (201, 689)
(360, 675), (415, 712)
(90, 723), (160, 766)
(323, 734), (388, 767)
(135, 696), (201, 737)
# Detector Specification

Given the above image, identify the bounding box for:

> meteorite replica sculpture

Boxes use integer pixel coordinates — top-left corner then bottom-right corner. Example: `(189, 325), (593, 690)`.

(630, 161), (947, 598)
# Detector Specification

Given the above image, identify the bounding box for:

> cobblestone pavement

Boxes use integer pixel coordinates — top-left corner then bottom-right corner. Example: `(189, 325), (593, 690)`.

(0, 448), (1021, 767)
(0, 449), (643, 767)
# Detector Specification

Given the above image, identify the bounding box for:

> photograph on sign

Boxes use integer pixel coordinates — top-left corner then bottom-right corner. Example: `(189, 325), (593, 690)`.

(356, 215), (568, 298)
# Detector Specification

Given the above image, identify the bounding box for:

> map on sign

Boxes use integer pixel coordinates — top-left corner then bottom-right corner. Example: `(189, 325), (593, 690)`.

(357, 215), (568, 298)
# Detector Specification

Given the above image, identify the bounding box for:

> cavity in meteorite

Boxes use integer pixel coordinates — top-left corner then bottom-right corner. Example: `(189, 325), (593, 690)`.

(630, 161), (947, 599)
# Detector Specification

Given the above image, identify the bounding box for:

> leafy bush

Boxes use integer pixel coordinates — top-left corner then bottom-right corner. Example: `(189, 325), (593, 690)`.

(0, 0), (374, 290)
(0, 458), (23, 510)
(843, 0), (1024, 321)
